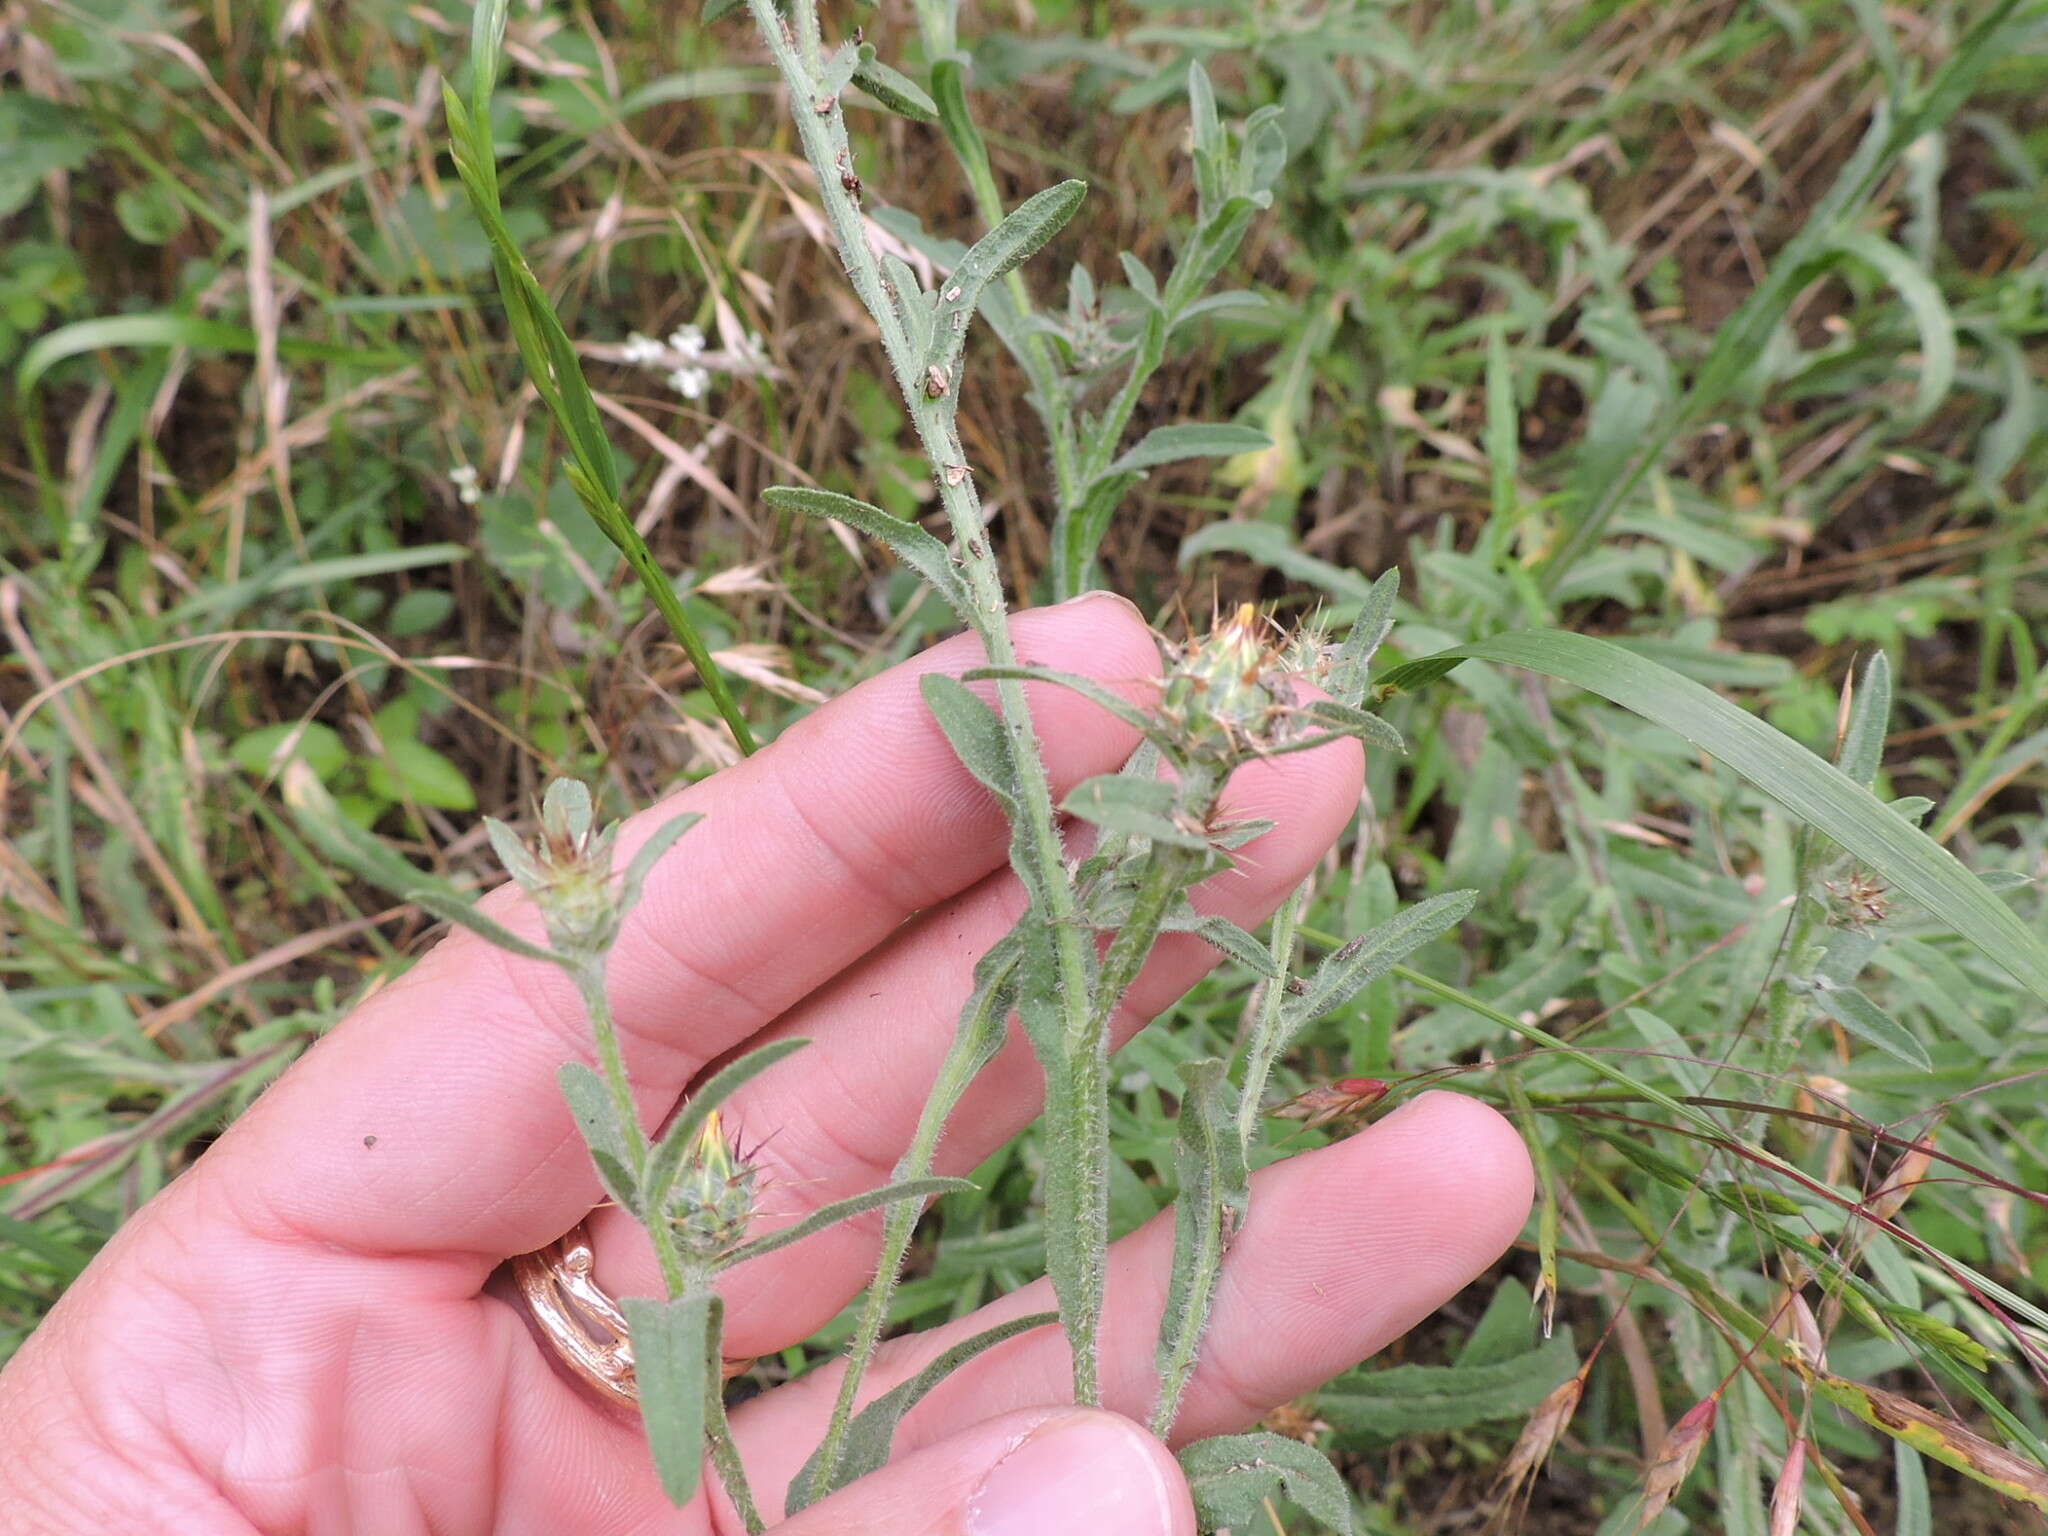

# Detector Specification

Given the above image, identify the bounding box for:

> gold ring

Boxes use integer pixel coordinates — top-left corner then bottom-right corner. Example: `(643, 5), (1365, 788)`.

(512, 1221), (756, 1407)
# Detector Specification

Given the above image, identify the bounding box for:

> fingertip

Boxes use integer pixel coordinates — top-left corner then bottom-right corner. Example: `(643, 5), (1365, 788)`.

(969, 1409), (1193, 1536)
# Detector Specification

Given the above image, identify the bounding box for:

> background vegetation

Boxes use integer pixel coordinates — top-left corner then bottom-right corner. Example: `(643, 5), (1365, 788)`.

(4, 0), (2046, 1530)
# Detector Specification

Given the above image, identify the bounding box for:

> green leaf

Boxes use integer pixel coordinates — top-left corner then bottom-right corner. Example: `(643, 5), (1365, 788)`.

(1179, 1432), (1356, 1534)
(279, 760), (467, 907)
(1178, 520), (1379, 605)
(1827, 231), (1957, 424)
(1063, 774), (1210, 852)
(1109, 423), (1271, 475)
(1152, 1059), (1250, 1436)
(961, 665), (1162, 745)
(1318, 1332), (1579, 1437)
(1297, 699), (1406, 754)
(406, 886), (562, 966)
(621, 1292), (712, 1507)
(1328, 569), (1400, 707)
(1837, 651), (1892, 789)
(786, 1312), (1061, 1511)
(765, 485), (973, 621)
(366, 737), (476, 811)
(1378, 631), (2048, 1002)
(724, 1176), (972, 1267)
(1810, 983), (1933, 1071)
(17, 314), (404, 401)
(1162, 912), (1281, 979)
(920, 674), (1018, 816)
(1289, 891), (1478, 1030)
(850, 50), (939, 122)
(557, 1063), (641, 1214)
(642, 1038), (811, 1212)
(232, 721), (348, 782)
(925, 180), (1087, 374)
(619, 811), (704, 919)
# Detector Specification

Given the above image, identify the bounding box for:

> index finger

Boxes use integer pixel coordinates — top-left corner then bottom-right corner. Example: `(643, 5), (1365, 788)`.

(202, 595), (1160, 1272)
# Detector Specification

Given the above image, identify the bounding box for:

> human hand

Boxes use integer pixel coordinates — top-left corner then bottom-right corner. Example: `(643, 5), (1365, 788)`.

(0, 595), (1532, 1534)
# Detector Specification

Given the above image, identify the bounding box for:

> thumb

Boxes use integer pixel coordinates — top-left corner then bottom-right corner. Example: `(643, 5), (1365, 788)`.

(771, 1407), (1194, 1535)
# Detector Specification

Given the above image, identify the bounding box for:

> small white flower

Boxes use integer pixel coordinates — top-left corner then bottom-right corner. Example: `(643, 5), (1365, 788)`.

(668, 324), (706, 361)
(1118, 1069), (1152, 1095)
(450, 463), (482, 505)
(668, 365), (711, 400)
(621, 331), (665, 366)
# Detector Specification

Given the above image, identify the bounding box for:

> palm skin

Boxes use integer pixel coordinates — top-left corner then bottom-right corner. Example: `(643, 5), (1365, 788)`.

(0, 596), (1532, 1534)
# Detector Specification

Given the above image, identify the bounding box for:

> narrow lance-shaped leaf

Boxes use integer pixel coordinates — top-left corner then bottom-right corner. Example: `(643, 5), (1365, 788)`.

(1378, 630), (2048, 1002)
(642, 1037), (810, 1211)
(1836, 650), (1892, 790)
(1109, 422), (1270, 475)
(1288, 890), (1479, 1031)
(1329, 568), (1401, 707)
(407, 885), (562, 965)
(1151, 1059), (1249, 1437)
(1160, 910), (1282, 979)
(920, 673), (1017, 813)
(786, 1312), (1061, 1511)
(621, 1292), (712, 1507)
(766, 485), (973, 623)
(557, 1063), (642, 1216)
(1808, 982), (1933, 1072)
(962, 664), (1166, 747)
(618, 811), (704, 920)
(1179, 1431), (1357, 1535)
(724, 1176), (973, 1267)
(924, 180), (1088, 377)
(850, 48), (939, 122)
(1297, 698), (1406, 754)
(1802, 1372), (2048, 1513)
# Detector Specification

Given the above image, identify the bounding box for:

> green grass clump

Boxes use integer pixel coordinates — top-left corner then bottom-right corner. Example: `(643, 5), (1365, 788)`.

(5, 0), (2048, 1530)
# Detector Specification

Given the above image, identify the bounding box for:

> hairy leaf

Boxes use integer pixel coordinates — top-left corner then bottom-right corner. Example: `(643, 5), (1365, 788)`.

(1152, 1059), (1249, 1436)
(1180, 1431), (1356, 1534)
(622, 1292), (712, 1506)
(726, 1176), (972, 1267)
(765, 485), (972, 620)
(557, 1063), (641, 1214)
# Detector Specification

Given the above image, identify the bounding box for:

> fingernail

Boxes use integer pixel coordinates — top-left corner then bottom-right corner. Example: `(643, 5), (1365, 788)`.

(969, 1413), (1180, 1536)
(1057, 589), (1144, 617)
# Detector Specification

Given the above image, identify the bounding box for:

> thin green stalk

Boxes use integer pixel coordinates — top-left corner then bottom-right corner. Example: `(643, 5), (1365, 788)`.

(574, 959), (689, 1298)
(805, 950), (1019, 1500)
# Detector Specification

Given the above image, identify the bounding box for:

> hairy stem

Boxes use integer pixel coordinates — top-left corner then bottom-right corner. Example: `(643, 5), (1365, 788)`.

(744, 0), (1106, 1401)
(574, 960), (690, 1298)
(703, 1307), (765, 1535)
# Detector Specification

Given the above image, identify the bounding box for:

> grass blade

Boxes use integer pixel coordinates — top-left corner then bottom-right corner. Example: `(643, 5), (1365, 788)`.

(1381, 631), (2048, 1001)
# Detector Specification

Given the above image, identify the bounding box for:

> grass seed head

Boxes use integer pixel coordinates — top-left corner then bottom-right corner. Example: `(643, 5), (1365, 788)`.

(1637, 1393), (1719, 1529)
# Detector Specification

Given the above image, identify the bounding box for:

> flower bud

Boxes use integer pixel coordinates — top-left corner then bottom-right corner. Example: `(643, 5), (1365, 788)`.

(667, 1110), (761, 1263)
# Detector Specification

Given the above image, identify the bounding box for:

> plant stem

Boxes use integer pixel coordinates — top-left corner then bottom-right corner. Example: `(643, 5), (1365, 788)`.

(574, 959), (690, 1297)
(804, 947), (1019, 1499)
(704, 1305), (765, 1534)
(744, 0), (1106, 1400)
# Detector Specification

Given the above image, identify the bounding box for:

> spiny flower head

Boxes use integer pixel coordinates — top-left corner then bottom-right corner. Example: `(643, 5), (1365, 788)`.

(1160, 603), (1289, 754)
(667, 1109), (762, 1263)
